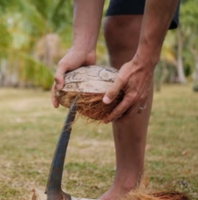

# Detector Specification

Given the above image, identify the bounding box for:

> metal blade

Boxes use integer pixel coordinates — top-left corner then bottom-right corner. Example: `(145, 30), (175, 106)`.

(46, 96), (78, 194)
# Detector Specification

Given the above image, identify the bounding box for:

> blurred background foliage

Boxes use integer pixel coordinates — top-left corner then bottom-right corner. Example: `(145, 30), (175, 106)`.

(0, 0), (198, 90)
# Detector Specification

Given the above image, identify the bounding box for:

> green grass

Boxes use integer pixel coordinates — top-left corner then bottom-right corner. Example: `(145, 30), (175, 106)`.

(0, 85), (197, 200)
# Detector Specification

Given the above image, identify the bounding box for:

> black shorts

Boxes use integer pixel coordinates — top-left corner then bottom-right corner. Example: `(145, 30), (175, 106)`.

(106, 0), (180, 29)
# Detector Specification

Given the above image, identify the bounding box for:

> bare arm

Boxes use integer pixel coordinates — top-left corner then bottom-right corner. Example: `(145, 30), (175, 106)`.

(52, 0), (104, 107)
(103, 0), (179, 123)
(72, 0), (105, 54)
(137, 0), (180, 67)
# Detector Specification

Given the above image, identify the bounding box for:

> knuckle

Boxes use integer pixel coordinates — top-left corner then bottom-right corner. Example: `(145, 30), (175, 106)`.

(54, 74), (59, 81)
(108, 89), (118, 98)
(58, 58), (69, 69)
(140, 96), (146, 101)
(139, 94), (146, 101)
(58, 60), (64, 67)
(125, 93), (134, 102)
(132, 96), (139, 103)
(54, 74), (62, 83)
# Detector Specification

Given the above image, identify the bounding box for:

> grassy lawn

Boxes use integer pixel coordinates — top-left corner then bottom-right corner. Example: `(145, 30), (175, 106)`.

(0, 85), (197, 200)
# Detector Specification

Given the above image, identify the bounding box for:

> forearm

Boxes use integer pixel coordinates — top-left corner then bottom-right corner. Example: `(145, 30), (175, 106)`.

(72, 0), (105, 53)
(137, 0), (179, 68)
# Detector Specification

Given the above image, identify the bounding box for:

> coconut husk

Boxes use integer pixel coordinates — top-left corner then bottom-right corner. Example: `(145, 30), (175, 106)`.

(57, 91), (123, 121)
(30, 188), (190, 200)
(31, 189), (46, 200)
(30, 177), (190, 200)
(120, 176), (190, 200)
(57, 65), (124, 121)
(123, 190), (190, 200)
(150, 191), (189, 200)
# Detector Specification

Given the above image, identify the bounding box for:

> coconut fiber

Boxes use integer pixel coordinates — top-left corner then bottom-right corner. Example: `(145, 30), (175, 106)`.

(57, 91), (124, 121)
(123, 190), (190, 200)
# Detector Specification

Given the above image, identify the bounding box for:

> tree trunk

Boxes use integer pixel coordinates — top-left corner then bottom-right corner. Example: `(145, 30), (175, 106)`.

(10, 60), (19, 87)
(177, 27), (187, 84)
(193, 55), (198, 85)
(0, 59), (10, 86)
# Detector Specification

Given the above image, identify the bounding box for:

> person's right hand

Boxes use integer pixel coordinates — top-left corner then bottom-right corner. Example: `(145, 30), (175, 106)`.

(51, 48), (96, 108)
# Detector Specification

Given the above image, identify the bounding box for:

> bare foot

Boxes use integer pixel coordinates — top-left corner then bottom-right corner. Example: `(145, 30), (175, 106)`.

(99, 177), (139, 200)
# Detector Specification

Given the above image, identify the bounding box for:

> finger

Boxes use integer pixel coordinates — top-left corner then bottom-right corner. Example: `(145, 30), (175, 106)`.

(116, 101), (140, 122)
(51, 83), (59, 108)
(138, 98), (148, 114)
(54, 61), (68, 90)
(104, 94), (134, 123)
(103, 75), (125, 104)
(128, 101), (142, 116)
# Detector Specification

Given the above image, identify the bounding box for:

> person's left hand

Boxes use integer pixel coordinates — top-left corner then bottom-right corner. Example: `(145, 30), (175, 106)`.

(103, 56), (155, 123)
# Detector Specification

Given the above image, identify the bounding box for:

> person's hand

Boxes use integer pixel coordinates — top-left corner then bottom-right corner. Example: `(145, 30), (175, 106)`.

(103, 55), (155, 123)
(51, 48), (96, 108)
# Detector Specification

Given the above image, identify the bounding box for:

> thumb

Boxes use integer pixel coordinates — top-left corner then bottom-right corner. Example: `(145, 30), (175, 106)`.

(103, 76), (124, 104)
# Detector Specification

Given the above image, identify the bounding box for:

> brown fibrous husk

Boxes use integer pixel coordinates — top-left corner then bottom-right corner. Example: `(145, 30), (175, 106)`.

(31, 178), (190, 200)
(122, 177), (190, 200)
(123, 190), (189, 200)
(30, 188), (190, 200)
(57, 91), (124, 121)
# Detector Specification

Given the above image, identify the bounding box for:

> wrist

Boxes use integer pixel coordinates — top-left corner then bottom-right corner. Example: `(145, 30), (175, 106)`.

(129, 50), (159, 73)
(68, 47), (96, 65)
(136, 42), (161, 69)
(70, 45), (96, 55)
(72, 27), (98, 54)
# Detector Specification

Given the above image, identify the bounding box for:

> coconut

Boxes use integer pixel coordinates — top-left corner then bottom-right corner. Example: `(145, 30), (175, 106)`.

(56, 65), (124, 121)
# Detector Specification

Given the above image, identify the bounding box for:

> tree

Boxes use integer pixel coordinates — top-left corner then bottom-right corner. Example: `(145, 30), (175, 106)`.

(160, 0), (198, 87)
(0, 0), (74, 89)
(0, 0), (110, 89)
(179, 0), (198, 89)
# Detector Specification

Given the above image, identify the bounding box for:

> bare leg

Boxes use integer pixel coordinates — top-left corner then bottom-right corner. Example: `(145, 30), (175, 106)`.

(100, 16), (153, 200)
